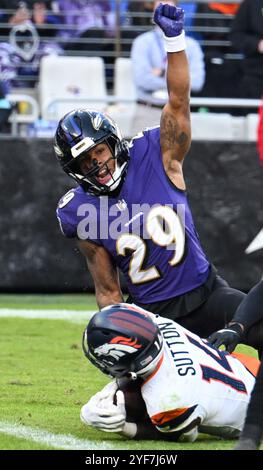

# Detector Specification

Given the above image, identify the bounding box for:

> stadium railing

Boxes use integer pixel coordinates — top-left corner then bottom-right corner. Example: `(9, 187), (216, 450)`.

(1, 1), (261, 141)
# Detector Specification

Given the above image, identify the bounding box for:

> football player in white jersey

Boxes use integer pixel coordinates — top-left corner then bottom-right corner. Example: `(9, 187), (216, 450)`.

(80, 304), (259, 442)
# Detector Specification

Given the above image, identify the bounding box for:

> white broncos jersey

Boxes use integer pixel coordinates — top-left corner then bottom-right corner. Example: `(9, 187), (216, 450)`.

(141, 317), (256, 438)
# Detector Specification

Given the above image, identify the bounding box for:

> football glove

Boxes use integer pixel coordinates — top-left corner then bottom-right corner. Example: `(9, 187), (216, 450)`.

(81, 389), (126, 432)
(153, 4), (184, 37)
(208, 323), (244, 353)
(81, 383), (137, 438)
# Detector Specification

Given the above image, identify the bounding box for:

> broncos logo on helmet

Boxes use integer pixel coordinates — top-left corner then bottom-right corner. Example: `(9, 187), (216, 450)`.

(94, 337), (142, 361)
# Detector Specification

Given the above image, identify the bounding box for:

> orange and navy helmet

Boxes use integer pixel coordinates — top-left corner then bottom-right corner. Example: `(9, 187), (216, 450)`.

(82, 304), (163, 378)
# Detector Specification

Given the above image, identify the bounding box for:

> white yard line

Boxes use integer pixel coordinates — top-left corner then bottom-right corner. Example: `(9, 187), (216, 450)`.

(0, 308), (95, 322)
(0, 421), (113, 450)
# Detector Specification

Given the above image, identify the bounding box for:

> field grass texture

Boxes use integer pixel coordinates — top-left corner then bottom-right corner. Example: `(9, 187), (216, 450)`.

(0, 294), (261, 451)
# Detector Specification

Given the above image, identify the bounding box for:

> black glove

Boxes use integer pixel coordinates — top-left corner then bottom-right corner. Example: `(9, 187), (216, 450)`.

(207, 323), (244, 353)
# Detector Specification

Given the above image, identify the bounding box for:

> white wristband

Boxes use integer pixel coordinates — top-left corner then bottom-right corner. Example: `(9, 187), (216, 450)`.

(121, 422), (137, 438)
(163, 31), (186, 53)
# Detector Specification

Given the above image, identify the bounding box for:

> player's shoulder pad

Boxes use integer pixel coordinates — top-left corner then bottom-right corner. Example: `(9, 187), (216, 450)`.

(129, 126), (160, 162)
(130, 125), (160, 144)
(57, 186), (94, 213)
(56, 187), (85, 238)
(57, 188), (77, 211)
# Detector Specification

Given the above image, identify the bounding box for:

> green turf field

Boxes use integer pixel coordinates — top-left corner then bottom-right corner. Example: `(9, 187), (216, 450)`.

(0, 294), (262, 450)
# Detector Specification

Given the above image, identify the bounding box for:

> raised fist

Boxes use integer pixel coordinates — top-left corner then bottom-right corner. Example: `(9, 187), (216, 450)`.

(153, 3), (184, 37)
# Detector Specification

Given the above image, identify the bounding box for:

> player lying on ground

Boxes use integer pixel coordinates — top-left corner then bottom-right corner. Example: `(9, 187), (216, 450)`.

(80, 303), (259, 441)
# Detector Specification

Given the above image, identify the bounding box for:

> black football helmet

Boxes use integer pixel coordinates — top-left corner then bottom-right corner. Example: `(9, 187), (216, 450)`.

(54, 109), (130, 195)
(83, 304), (163, 378)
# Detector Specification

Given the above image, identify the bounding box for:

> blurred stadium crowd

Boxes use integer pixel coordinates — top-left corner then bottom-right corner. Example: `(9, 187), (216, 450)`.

(0, 0), (262, 150)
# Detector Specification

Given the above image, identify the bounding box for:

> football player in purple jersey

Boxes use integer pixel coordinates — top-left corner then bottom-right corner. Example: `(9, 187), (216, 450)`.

(54, 3), (263, 355)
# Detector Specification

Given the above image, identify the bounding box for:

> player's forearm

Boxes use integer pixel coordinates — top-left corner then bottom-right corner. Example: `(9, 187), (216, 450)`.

(154, 5), (190, 110)
(135, 422), (165, 440)
(167, 52), (190, 109)
(230, 281), (263, 331)
(96, 289), (124, 310)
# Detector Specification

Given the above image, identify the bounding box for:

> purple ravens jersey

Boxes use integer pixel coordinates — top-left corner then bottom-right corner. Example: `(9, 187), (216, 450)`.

(57, 127), (210, 303)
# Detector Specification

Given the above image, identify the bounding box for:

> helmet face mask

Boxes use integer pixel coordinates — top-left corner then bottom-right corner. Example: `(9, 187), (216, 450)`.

(82, 304), (163, 379)
(54, 109), (130, 196)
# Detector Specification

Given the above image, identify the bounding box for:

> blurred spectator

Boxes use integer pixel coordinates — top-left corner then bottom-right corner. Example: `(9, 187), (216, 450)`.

(1, 1), (31, 25)
(0, 79), (12, 132)
(56, 0), (119, 87)
(109, 0), (129, 25)
(0, 43), (20, 93)
(128, 1), (153, 27)
(119, 1), (154, 57)
(230, 0), (263, 99)
(194, 2), (239, 49)
(193, 2), (241, 99)
(207, 2), (239, 15)
(131, 0), (205, 106)
(57, 0), (115, 47)
(0, 1), (62, 89)
(0, 1), (60, 34)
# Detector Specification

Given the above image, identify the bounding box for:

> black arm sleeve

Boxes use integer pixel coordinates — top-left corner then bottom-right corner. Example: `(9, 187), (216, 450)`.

(231, 281), (263, 331)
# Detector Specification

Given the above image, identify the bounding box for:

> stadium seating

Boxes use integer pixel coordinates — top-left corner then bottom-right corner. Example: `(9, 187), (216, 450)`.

(191, 112), (247, 141)
(246, 114), (259, 142)
(39, 56), (108, 121)
(107, 57), (137, 137)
